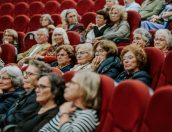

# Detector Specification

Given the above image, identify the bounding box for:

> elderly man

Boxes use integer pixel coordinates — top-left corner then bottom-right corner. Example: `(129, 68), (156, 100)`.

(0, 60), (51, 129)
(17, 28), (51, 66)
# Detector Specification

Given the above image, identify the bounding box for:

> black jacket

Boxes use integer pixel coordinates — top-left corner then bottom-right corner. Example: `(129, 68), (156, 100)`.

(96, 56), (122, 79)
(0, 90), (40, 128)
(115, 70), (152, 87)
(0, 88), (24, 114)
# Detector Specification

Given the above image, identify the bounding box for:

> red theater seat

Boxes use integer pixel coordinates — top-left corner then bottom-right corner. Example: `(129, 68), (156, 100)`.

(0, 44), (16, 64)
(0, 15), (14, 32)
(67, 31), (80, 46)
(81, 12), (96, 29)
(0, 3), (15, 16)
(157, 51), (172, 87)
(141, 86), (172, 132)
(29, 1), (45, 16)
(14, 15), (30, 32)
(101, 80), (150, 132)
(144, 47), (165, 90)
(44, 1), (60, 14)
(94, 0), (106, 11)
(28, 14), (41, 32)
(14, 2), (29, 16)
(59, 0), (77, 12)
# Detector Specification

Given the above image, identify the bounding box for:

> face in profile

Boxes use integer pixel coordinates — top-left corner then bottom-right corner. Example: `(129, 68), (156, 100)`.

(76, 49), (92, 65)
(3, 31), (14, 44)
(132, 33), (147, 48)
(67, 12), (78, 24)
(154, 34), (168, 51)
(0, 71), (13, 92)
(53, 33), (64, 45)
(23, 65), (39, 91)
(36, 76), (54, 105)
(122, 51), (139, 74)
(64, 76), (83, 102)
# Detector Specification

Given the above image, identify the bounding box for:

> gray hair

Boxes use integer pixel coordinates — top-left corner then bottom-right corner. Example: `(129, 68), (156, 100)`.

(133, 28), (152, 46)
(76, 43), (94, 58)
(40, 14), (54, 25)
(0, 65), (23, 87)
(155, 29), (172, 49)
(106, 0), (119, 4)
(36, 28), (49, 38)
(60, 8), (79, 24)
(52, 27), (70, 45)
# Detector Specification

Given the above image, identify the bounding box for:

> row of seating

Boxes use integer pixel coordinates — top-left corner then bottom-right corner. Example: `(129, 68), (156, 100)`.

(63, 71), (172, 132)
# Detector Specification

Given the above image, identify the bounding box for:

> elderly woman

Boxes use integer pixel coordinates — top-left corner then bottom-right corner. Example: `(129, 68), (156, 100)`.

(0, 65), (24, 114)
(91, 40), (122, 79)
(40, 71), (101, 132)
(40, 14), (54, 31)
(12, 73), (65, 132)
(2, 29), (18, 53)
(154, 29), (172, 57)
(95, 5), (130, 42)
(52, 45), (76, 73)
(34, 27), (70, 63)
(71, 43), (94, 71)
(132, 28), (152, 48)
(115, 44), (152, 86)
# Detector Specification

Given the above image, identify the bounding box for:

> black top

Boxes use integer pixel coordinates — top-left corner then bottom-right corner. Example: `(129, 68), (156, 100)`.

(15, 107), (59, 132)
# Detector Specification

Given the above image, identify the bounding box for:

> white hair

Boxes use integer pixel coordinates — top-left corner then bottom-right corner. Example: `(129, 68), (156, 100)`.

(52, 27), (70, 45)
(36, 28), (49, 37)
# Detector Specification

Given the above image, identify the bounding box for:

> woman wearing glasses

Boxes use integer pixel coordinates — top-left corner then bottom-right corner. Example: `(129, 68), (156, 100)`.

(71, 43), (94, 71)
(40, 71), (101, 132)
(10, 73), (65, 132)
(51, 45), (76, 73)
(91, 39), (122, 79)
(0, 65), (24, 114)
(115, 44), (152, 87)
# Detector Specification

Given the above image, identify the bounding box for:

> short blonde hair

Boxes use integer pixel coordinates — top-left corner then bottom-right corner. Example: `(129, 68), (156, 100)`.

(121, 44), (147, 70)
(3, 29), (18, 45)
(110, 5), (127, 21)
(74, 70), (101, 110)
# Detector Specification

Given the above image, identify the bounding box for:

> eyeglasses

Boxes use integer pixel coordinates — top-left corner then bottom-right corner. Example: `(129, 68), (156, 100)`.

(123, 55), (135, 61)
(0, 76), (11, 80)
(36, 84), (51, 89)
(57, 53), (68, 57)
(23, 71), (39, 77)
(75, 51), (88, 56)
(95, 49), (105, 55)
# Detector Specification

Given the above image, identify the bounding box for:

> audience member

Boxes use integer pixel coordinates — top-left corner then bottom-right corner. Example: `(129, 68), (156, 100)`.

(115, 44), (152, 86)
(91, 40), (122, 79)
(52, 45), (76, 73)
(132, 28), (152, 48)
(125, 0), (141, 12)
(40, 14), (54, 32)
(13, 73), (65, 132)
(84, 10), (110, 43)
(0, 65), (24, 114)
(0, 60), (51, 128)
(40, 71), (101, 132)
(139, 0), (163, 20)
(34, 27), (70, 63)
(94, 5), (130, 42)
(141, 1), (172, 30)
(154, 29), (172, 57)
(2, 29), (19, 53)
(17, 28), (50, 66)
(71, 43), (94, 71)
(103, 0), (119, 12)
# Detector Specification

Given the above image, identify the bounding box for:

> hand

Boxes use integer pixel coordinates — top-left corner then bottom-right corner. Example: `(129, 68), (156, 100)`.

(60, 102), (76, 114)
(47, 25), (56, 30)
(17, 59), (25, 67)
(33, 55), (44, 60)
(86, 23), (95, 32)
(91, 56), (102, 70)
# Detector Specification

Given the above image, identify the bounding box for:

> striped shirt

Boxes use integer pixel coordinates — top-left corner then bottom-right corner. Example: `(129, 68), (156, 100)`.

(39, 108), (99, 132)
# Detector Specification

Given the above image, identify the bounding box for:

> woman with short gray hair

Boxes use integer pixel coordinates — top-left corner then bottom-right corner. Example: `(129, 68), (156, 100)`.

(0, 65), (24, 114)
(132, 28), (152, 48)
(154, 29), (172, 57)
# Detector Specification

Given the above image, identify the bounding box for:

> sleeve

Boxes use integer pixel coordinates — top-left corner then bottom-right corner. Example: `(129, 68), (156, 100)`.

(0, 97), (16, 114)
(59, 110), (99, 132)
(43, 56), (57, 63)
(141, 2), (163, 19)
(102, 22), (130, 40)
